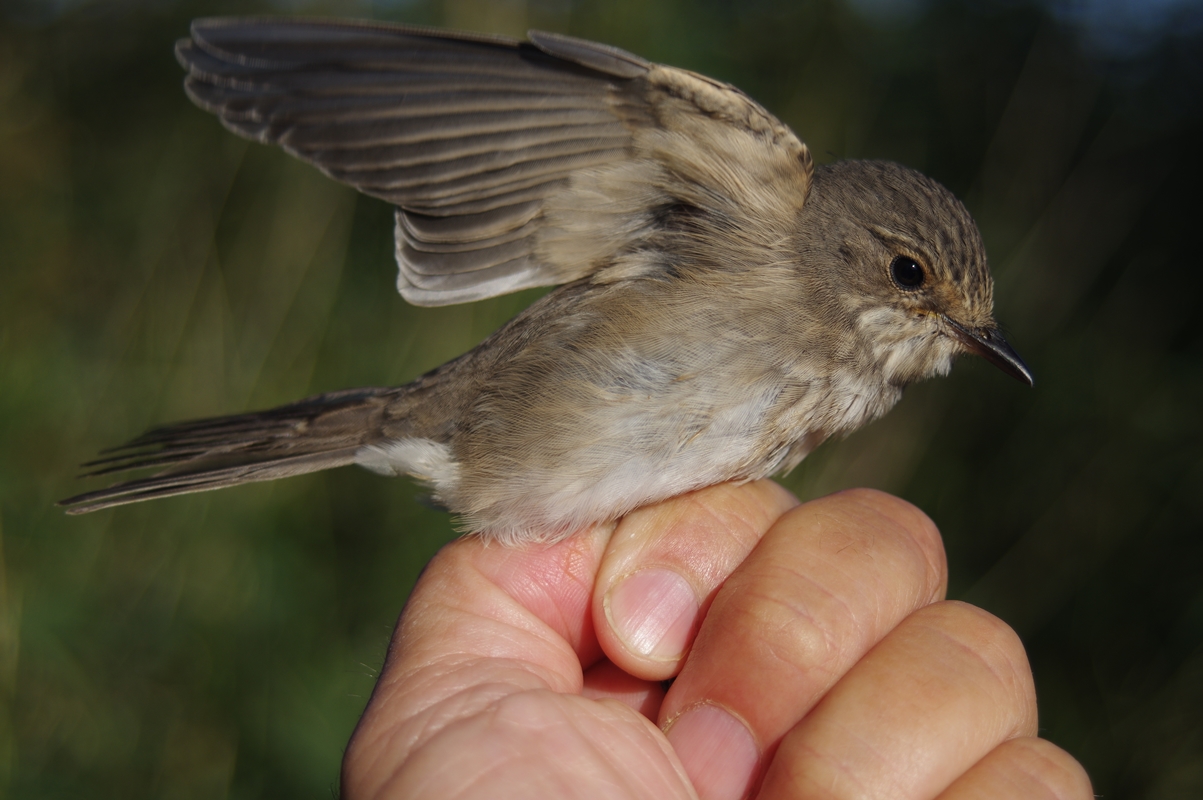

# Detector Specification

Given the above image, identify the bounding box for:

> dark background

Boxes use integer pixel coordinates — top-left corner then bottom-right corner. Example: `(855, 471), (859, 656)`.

(3, 0), (1201, 796)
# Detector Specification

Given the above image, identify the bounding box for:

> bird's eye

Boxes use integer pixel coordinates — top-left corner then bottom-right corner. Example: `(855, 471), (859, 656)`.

(890, 255), (925, 289)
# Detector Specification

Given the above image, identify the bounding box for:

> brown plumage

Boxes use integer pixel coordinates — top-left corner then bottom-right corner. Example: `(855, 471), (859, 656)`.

(60, 18), (1032, 543)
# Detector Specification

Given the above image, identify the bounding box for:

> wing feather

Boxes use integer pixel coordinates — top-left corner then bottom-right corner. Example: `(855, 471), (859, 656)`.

(177, 17), (812, 305)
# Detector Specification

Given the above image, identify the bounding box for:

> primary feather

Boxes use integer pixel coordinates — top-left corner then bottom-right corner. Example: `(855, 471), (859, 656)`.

(175, 17), (810, 305)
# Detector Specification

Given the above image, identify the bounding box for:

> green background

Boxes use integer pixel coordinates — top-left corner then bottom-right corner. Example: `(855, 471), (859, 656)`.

(3, 0), (1201, 796)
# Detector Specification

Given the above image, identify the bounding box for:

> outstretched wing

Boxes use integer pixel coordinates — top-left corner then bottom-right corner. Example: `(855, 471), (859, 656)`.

(177, 17), (813, 305)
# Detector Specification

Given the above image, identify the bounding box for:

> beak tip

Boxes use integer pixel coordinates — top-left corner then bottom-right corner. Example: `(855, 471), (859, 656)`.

(992, 356), (1034, 387)
(995, 342), (1034, 388)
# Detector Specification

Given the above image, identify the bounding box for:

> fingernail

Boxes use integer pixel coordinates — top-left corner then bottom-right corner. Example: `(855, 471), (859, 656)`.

(665, 704), (759, 800)
(606, 568), (699, 660)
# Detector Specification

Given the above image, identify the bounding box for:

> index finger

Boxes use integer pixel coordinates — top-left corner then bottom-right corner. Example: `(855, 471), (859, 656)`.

(661, 489), (948, 798)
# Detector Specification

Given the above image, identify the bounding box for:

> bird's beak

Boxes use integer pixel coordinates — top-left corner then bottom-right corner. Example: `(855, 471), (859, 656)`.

(943, 317), (1034, 387)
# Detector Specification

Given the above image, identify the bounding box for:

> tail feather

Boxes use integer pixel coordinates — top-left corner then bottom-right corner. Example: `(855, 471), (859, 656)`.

(60, 449), (364, 514)
(59, 387), (403, 514)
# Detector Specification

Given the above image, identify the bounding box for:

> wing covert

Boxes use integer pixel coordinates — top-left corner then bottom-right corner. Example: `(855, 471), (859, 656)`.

(177, 17), (813, 305)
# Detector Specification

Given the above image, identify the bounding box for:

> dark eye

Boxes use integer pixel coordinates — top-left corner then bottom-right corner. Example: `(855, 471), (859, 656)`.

(891, 255), (925, 289)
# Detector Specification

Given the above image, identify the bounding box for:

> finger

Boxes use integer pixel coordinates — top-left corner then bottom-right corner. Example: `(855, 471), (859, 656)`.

(760, 602), (1038, 800)
(594, 480), (800, 679)
(345, 525), (615, 797)
(936, 737), (1093, 800)
(659, 489), (948, 800)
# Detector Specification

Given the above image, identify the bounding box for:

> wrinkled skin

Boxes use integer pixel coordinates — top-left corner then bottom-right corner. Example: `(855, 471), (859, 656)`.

(342, 484), (1091, 800)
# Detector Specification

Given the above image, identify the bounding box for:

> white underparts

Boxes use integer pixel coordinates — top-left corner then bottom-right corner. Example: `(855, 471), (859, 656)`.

(355, 438), (461, 491)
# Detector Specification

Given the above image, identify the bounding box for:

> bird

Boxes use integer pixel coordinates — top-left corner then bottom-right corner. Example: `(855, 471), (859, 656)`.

(59, 17), (1033, 544)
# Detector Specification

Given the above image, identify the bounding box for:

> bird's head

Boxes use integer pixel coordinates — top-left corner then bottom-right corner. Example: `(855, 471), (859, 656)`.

(799, 160), (1033, 388)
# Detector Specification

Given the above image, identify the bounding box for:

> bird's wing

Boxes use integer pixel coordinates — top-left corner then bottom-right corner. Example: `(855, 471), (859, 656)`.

(178, 17), (813, 306)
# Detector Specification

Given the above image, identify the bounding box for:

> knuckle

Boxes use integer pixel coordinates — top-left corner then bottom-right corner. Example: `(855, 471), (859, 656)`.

(719, 567), (850, 683)
(920, 602), (1037, 732)
(807, 488), (949, 601)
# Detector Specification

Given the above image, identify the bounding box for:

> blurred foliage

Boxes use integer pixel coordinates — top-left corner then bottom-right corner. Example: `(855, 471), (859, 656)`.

(1, 0), (1200, 796)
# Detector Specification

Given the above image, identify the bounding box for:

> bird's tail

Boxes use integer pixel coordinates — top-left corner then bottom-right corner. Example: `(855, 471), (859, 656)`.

(59, 386), (405, 514)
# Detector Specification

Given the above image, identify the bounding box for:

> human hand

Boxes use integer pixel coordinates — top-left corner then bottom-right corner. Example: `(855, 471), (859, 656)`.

(341, 484), (1091, 800)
